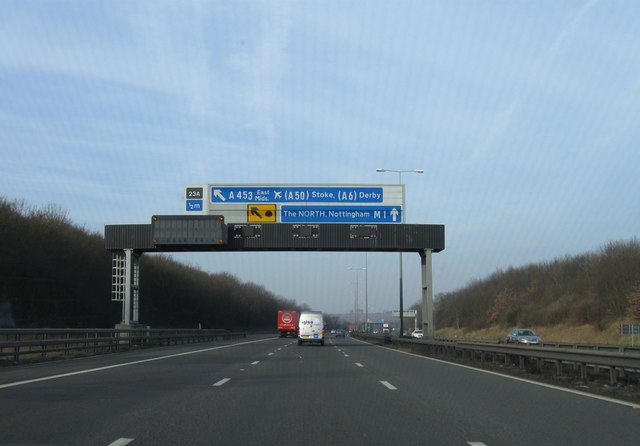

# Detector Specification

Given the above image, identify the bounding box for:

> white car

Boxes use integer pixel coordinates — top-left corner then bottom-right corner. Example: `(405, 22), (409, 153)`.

(411, 330), (423, 339)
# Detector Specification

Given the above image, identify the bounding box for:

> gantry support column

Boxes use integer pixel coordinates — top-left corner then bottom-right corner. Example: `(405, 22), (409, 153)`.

(420, 248), (434, 339)
(112, 249), (140, 326)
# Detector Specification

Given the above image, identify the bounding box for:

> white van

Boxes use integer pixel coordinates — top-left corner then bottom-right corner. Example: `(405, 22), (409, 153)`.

(297, 311), (324, 346)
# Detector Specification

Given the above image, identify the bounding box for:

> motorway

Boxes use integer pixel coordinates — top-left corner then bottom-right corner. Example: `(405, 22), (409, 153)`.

(1, 334), (639, 446)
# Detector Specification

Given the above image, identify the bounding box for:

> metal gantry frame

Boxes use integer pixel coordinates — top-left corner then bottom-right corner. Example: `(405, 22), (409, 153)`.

(111, 249), (140, 325)
(106, 221), (443, 337)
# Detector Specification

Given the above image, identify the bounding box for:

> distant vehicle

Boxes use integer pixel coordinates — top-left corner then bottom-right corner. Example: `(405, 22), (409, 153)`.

(277, 310), (298, 337)
(411, 329), (423, 339)
(333, 329), (345, 337)
(506, 329), (541, 345)
(298, 311), (324, 346)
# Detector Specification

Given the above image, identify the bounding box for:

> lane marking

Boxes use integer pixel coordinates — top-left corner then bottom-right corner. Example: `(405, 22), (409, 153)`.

(108, 439), (134, 446)
(380, 381), (397, 390)
(355, 363), (364, 368)
(213, 378), (231, 387)
(251, 361), (260, 365)
(352, 337), (639, 408)
(268, 352), (274, 356)
(468, 443), (487, 446)
(0, 337), (275, 390)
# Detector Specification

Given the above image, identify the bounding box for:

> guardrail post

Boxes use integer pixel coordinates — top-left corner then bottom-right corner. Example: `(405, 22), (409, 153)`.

(65, 332), (71, 357)
(579, 363), (587, 380)
(610, 367), (618, 385)
(555, 360), (562, 377)
(42, 332), (48, 359)
(13, 332), (20, 363)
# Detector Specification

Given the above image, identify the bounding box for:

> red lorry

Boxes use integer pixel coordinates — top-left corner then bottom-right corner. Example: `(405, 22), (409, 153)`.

(277, 310), (298, 337)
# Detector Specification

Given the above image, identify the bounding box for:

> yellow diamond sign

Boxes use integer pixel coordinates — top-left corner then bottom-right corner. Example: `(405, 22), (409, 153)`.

(247, 204), (276, 222)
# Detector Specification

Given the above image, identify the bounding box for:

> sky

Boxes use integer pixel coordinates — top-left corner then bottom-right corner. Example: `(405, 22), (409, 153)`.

(1, 0), (639, 316)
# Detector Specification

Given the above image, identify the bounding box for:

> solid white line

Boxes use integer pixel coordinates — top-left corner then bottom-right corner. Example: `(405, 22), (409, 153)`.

(352, 337), (638, 408)
(355, 363), (364, 368)
(251, 361), (260, 365)
(213, 378), (231, 387)
(108, 439), (134, 446)
(380, 380), (397, 390)
(0, 337), (275, 390)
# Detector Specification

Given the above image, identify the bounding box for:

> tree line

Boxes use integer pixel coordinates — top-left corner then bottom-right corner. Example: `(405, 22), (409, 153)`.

(0, 198), (303, 329)
(430, 239), (640, 331)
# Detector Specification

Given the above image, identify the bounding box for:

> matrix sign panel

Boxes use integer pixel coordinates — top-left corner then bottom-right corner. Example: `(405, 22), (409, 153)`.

(184, 184), (404, 224)
(152, 215), (227, 245)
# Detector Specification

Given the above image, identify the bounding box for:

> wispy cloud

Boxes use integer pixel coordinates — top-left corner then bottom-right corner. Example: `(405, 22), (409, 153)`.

(228, 1), (293, 152)
(473, 0), (599, 160)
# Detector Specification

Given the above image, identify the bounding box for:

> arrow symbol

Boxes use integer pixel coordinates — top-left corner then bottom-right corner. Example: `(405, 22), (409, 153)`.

(251, 207), (263, 219)
(390, 208), (399, 222)
(213, 189), (226, 201)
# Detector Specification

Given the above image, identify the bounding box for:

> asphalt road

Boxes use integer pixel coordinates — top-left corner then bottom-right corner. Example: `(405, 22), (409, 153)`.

(1, 334), (639, 446)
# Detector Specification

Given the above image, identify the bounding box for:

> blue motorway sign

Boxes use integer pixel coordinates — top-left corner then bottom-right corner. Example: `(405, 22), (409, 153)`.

(281, 206), (402, 223)
(210, 186), (384, 203)
(186, 199), (204, 211)
(621, 324), (640, 335)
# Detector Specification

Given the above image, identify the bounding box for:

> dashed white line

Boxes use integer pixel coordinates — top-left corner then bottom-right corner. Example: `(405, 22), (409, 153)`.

(268, 352), (274, 356)
(108, 439), (134, 446)
(213, 378), (231, 387)
(380, 381), (397, 390)
(251, 361), (260, 365)
(467, 443), (487, 446)
(355, 363), (364, 368)
(344, 354), (350, 358)
(0, 337), (275, 390)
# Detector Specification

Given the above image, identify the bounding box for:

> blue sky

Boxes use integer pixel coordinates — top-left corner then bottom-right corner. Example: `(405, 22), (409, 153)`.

(1, 0), (639, 315)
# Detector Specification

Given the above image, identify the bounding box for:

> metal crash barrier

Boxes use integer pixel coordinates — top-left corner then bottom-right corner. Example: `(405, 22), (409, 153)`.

(0, 328), (246, 364)
(355, 333), (640, 386)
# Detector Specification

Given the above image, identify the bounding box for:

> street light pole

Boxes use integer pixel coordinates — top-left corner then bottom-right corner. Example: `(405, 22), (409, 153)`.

(365, 253), (368, 333)
(348, 266), (366, 332)
(376, 168), (423, 337)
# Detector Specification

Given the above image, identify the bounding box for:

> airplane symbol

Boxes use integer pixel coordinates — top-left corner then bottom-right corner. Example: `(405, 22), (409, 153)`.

(274, 190), (282, 199)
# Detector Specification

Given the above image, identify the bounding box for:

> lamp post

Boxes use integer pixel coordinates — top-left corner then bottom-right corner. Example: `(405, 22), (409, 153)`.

(364, 253), (369, 332)
(376, 168), (423, 337)
(348, 266), (366, 331)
